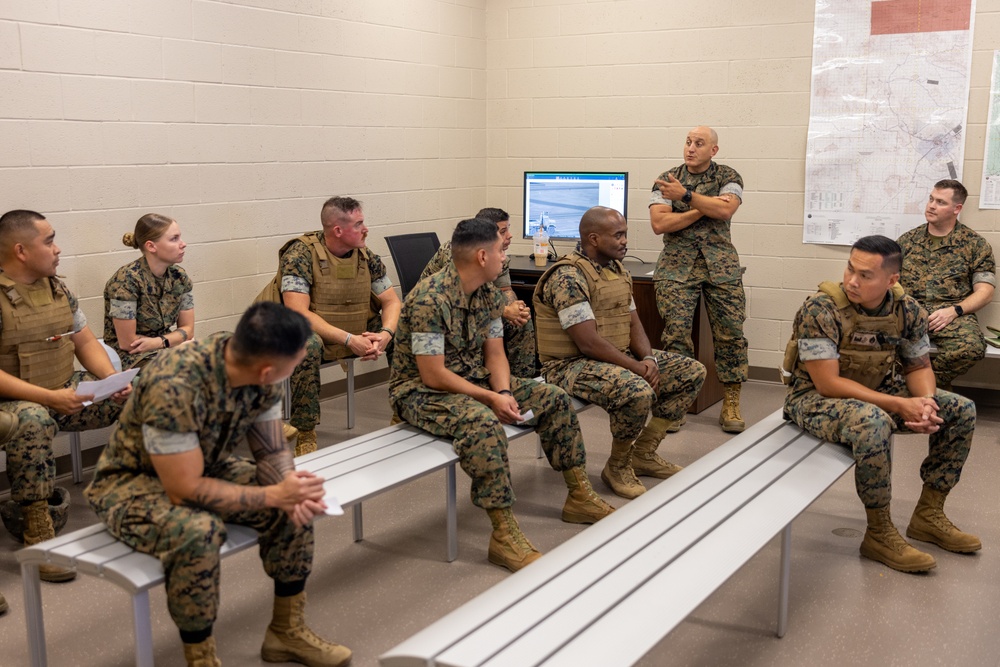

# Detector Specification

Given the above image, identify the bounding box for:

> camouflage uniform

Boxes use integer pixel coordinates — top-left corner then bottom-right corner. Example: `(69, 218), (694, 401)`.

(649, 162), (748, 383)
(897, 222), (996, 386)
(103, 257), (194, 370)
(535, 251), (706, 442)
(0, 281), (122, 504)
(390, 262), (585, 509)
(421, 241), (537, 378)
(85, 334), (311, 633)
(280, 233), (393, 431)
(783, 285), (975, 508)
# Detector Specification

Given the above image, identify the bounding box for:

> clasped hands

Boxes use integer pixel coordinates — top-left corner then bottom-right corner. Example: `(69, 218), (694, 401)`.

(900, 396), (943, 434)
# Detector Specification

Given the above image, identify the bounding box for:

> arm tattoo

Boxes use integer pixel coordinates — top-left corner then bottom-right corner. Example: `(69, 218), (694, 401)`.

(247, 419), (295, 486)
(902, 354), (932, 373)
(184, 477), (267, 513)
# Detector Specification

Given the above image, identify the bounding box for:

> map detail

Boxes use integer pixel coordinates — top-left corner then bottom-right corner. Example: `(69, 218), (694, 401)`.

(803, 0), (976, 245)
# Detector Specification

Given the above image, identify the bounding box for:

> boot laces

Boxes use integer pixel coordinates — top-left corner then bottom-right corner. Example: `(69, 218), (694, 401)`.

(926, 507), (959, 533)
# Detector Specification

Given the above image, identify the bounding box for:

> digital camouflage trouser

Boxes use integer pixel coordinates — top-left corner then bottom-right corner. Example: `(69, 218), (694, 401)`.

(783, 386), (975, 508)
(394, 376), (586, 509)
(0, 371), (123, 503)
(93, 456), (313, 633)
(543, 350), (706, 443)
(655, 253), (748, 384)
(928, 312), (986, 386)
(504, 318), (538, 379)
(289, 315), (387, 430)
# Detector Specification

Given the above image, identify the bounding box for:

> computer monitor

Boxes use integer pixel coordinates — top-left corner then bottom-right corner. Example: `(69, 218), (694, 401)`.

(522, 171), (629, 240)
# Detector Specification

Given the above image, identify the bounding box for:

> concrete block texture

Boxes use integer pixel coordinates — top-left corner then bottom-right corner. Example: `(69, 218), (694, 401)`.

(3, 0), (999, 380)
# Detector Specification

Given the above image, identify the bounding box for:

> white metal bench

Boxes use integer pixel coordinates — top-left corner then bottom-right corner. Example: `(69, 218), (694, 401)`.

(18, 397), (586, 667)
(379, 409), (856, 667)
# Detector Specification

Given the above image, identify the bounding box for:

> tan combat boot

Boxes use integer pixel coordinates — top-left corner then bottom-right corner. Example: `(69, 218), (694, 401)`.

(282, 423), (299, 445)
(486, 507), (542, 572)
(860, 506), (936, 573)
(561, 467), (615, 524)
(183, 636), (222, 667)
(600, 438), (646, 499)
(261, 592), (352, 667)
(666, 415), (685, 433)
(719, 383), (746, 433)
(295, 430), (317, 457)
(631, 417), (684, 479)
(906, 485), (981, 553)
(22, 501), (75, 583)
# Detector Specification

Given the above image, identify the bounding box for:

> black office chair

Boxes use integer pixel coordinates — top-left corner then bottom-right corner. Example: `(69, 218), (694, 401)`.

(385, 232), (441, 298)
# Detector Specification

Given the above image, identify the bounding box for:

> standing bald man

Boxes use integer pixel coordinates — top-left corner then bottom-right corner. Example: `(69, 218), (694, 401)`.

(649, 126), (749, 433)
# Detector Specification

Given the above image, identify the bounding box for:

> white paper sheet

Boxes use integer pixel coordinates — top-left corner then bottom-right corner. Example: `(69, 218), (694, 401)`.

(77, 369), (140, 405)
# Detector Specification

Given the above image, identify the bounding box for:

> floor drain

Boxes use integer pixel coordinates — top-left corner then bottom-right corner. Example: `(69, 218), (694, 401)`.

(832, 527), (862, 538)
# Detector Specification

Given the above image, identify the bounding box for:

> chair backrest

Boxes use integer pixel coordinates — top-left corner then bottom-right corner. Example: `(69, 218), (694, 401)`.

(385, 232), (441, 298)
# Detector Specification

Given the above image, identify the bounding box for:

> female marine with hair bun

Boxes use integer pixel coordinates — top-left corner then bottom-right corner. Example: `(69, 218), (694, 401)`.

(103, 214), (194, 369)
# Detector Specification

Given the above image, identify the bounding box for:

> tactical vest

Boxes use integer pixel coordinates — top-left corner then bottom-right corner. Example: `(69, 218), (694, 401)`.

(533, 253), (632, 362)
(256, 233), (378, 360)
(0, 275), (75, 390)
(781, 281), (906, 390)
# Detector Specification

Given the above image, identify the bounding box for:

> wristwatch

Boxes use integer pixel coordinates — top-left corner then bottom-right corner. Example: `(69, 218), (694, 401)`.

(160, 335), (170, 349)
(681, 188), (693, 204)
(954, 304), (964, 317)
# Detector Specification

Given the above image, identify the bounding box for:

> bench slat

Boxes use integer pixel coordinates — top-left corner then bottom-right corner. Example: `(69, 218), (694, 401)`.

(297, 425), (439, 471)
(438, 428), (825, 667)
(309, 435), (450, 484)
(324, 440), (458, 506)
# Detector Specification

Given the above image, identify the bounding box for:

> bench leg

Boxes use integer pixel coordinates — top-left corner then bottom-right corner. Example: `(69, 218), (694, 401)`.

(446, 463), (457, 562)
(70, 432), (83, 484)
(132, 590), (155, 667)
(352, 503), (364, 542)
(777, 524), (792, 638)
(346, 358), (355, 430)
(22, 562), (47, 667)
(536, 437), (544, 460)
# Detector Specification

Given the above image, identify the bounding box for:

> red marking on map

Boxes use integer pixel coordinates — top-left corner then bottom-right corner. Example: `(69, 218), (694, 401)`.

(871, 0), (971, 35)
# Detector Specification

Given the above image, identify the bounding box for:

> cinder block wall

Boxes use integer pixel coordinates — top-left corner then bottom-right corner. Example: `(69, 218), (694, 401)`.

(0, 0), (489, 345)
(2, 0), (1000, 407)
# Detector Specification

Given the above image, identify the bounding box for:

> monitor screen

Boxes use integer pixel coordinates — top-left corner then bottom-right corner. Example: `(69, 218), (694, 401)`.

(522, 171), (629, 240)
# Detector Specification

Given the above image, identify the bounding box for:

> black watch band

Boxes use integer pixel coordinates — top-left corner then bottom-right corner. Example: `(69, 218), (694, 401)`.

(160, 336), (170, 349)
(954, 304), (964, 317)
(498, 389), (513, 396)
(681, 188), (693, 204)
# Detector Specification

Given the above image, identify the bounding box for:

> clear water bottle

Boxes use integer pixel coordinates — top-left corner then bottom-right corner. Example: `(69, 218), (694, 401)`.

(533, 218), (549, 266)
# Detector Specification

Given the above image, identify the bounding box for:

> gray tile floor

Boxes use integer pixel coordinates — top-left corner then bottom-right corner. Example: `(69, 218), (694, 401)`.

(1, 380), (998, 666)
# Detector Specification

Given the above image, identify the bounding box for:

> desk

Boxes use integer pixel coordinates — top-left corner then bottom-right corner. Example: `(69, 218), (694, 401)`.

(507, 255), (724, 414)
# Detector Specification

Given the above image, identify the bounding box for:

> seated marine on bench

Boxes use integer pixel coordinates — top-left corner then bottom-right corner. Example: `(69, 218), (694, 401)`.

(533, 206), (706, 500)
(258, 195), (401, 456)
(85, 302), (351, 667)
(0, 209), (132, 595)
(420, 207), (538, 379)
(782, 235), (980, 574)
(896, 179), (996, 390)
(390, 217), (614, 573)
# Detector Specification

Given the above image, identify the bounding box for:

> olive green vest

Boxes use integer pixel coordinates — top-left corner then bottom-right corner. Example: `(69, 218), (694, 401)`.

(781, 281), (906, 390)
(533, 253), (632, 362)
(0, 274), (75, 390)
